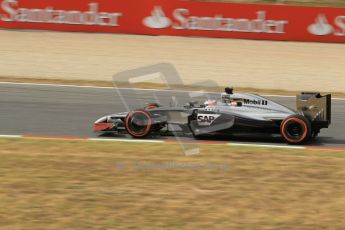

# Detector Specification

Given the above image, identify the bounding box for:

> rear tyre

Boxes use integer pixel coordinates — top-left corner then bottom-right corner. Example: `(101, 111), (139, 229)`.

(125, 110), (153, 138)
(280, 115), (311, 144)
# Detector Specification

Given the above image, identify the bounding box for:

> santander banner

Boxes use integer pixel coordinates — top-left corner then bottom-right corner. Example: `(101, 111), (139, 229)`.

(0, 0), (345, 43)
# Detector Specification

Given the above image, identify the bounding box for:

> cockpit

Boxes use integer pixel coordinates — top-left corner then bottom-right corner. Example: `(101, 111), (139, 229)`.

(219, 87), (243, 107)
(185, 87), (243, 109)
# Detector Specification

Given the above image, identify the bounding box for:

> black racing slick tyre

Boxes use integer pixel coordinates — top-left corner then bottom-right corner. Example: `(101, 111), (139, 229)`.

(125, 110), (153, 138)
(280, 115), (311, 144)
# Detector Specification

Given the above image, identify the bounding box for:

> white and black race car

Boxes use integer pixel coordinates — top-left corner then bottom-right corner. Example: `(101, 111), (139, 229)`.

(94, 88), (331, 144)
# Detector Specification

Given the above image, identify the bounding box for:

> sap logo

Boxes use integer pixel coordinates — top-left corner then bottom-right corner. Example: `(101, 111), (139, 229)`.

(243, 99), (268, 106)
(197, 114), (220, 126)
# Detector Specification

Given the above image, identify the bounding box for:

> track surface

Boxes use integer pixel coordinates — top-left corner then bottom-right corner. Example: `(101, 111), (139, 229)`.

(0, 82), (344, 148)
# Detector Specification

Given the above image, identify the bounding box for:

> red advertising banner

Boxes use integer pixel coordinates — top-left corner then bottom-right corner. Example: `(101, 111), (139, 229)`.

(0, 0), (345, 43)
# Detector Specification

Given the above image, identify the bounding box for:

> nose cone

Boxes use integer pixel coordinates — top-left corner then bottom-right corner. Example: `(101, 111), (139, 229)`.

(94, 116), (114, 132)
(94, 116), (108, 124)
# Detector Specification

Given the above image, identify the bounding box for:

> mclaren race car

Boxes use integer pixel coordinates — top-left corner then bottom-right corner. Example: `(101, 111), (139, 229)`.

(94, 88), (331, 144)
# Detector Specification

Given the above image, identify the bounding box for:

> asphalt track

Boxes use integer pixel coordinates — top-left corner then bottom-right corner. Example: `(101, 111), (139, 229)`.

(0, 82), (344, 149)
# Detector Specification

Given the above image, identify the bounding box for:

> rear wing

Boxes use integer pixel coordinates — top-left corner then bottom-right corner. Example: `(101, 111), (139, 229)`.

(296, 92), (331, 128)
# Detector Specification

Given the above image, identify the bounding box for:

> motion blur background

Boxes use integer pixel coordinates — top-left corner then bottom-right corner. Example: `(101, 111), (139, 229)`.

(0, 0), (345, 229)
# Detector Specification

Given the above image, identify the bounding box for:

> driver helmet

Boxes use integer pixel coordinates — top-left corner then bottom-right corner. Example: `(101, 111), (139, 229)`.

(204, 100), (217, 107)
(221, 92), (231, 103)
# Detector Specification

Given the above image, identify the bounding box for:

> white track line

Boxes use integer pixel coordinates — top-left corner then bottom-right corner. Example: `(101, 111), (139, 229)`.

(0, 81), (344, 100)
(228, 143), (305, 149)
(0, 81), (114, 89)
(0, 134), (21, 138)
(0, 134), (164, 143)
(332, 97), (345, 101)
(0, 134), (344, 150)
(88, 138), (164, 143)
(0, 134), (290, 148)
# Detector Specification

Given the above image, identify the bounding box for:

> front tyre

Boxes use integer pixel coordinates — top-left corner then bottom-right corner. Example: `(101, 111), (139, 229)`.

(280, 115), (311, 144)
(125, 110), (153, 138)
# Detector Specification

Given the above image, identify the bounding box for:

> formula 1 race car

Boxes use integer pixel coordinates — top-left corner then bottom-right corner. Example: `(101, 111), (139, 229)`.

(94, 88), (331, 144)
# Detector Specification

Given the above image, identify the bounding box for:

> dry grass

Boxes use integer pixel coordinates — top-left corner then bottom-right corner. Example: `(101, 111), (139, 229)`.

(0, 138), (345, 229)
(1, 76), (344, 98)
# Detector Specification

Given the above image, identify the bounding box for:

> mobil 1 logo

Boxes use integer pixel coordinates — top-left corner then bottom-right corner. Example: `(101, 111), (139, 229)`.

(243, 99), (268, 106)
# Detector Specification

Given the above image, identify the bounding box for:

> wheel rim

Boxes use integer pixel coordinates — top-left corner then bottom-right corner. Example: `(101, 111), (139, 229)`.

(286, 122), (304, 138)
(282, 118), (308, 143)
(125, 111), (152, 137)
